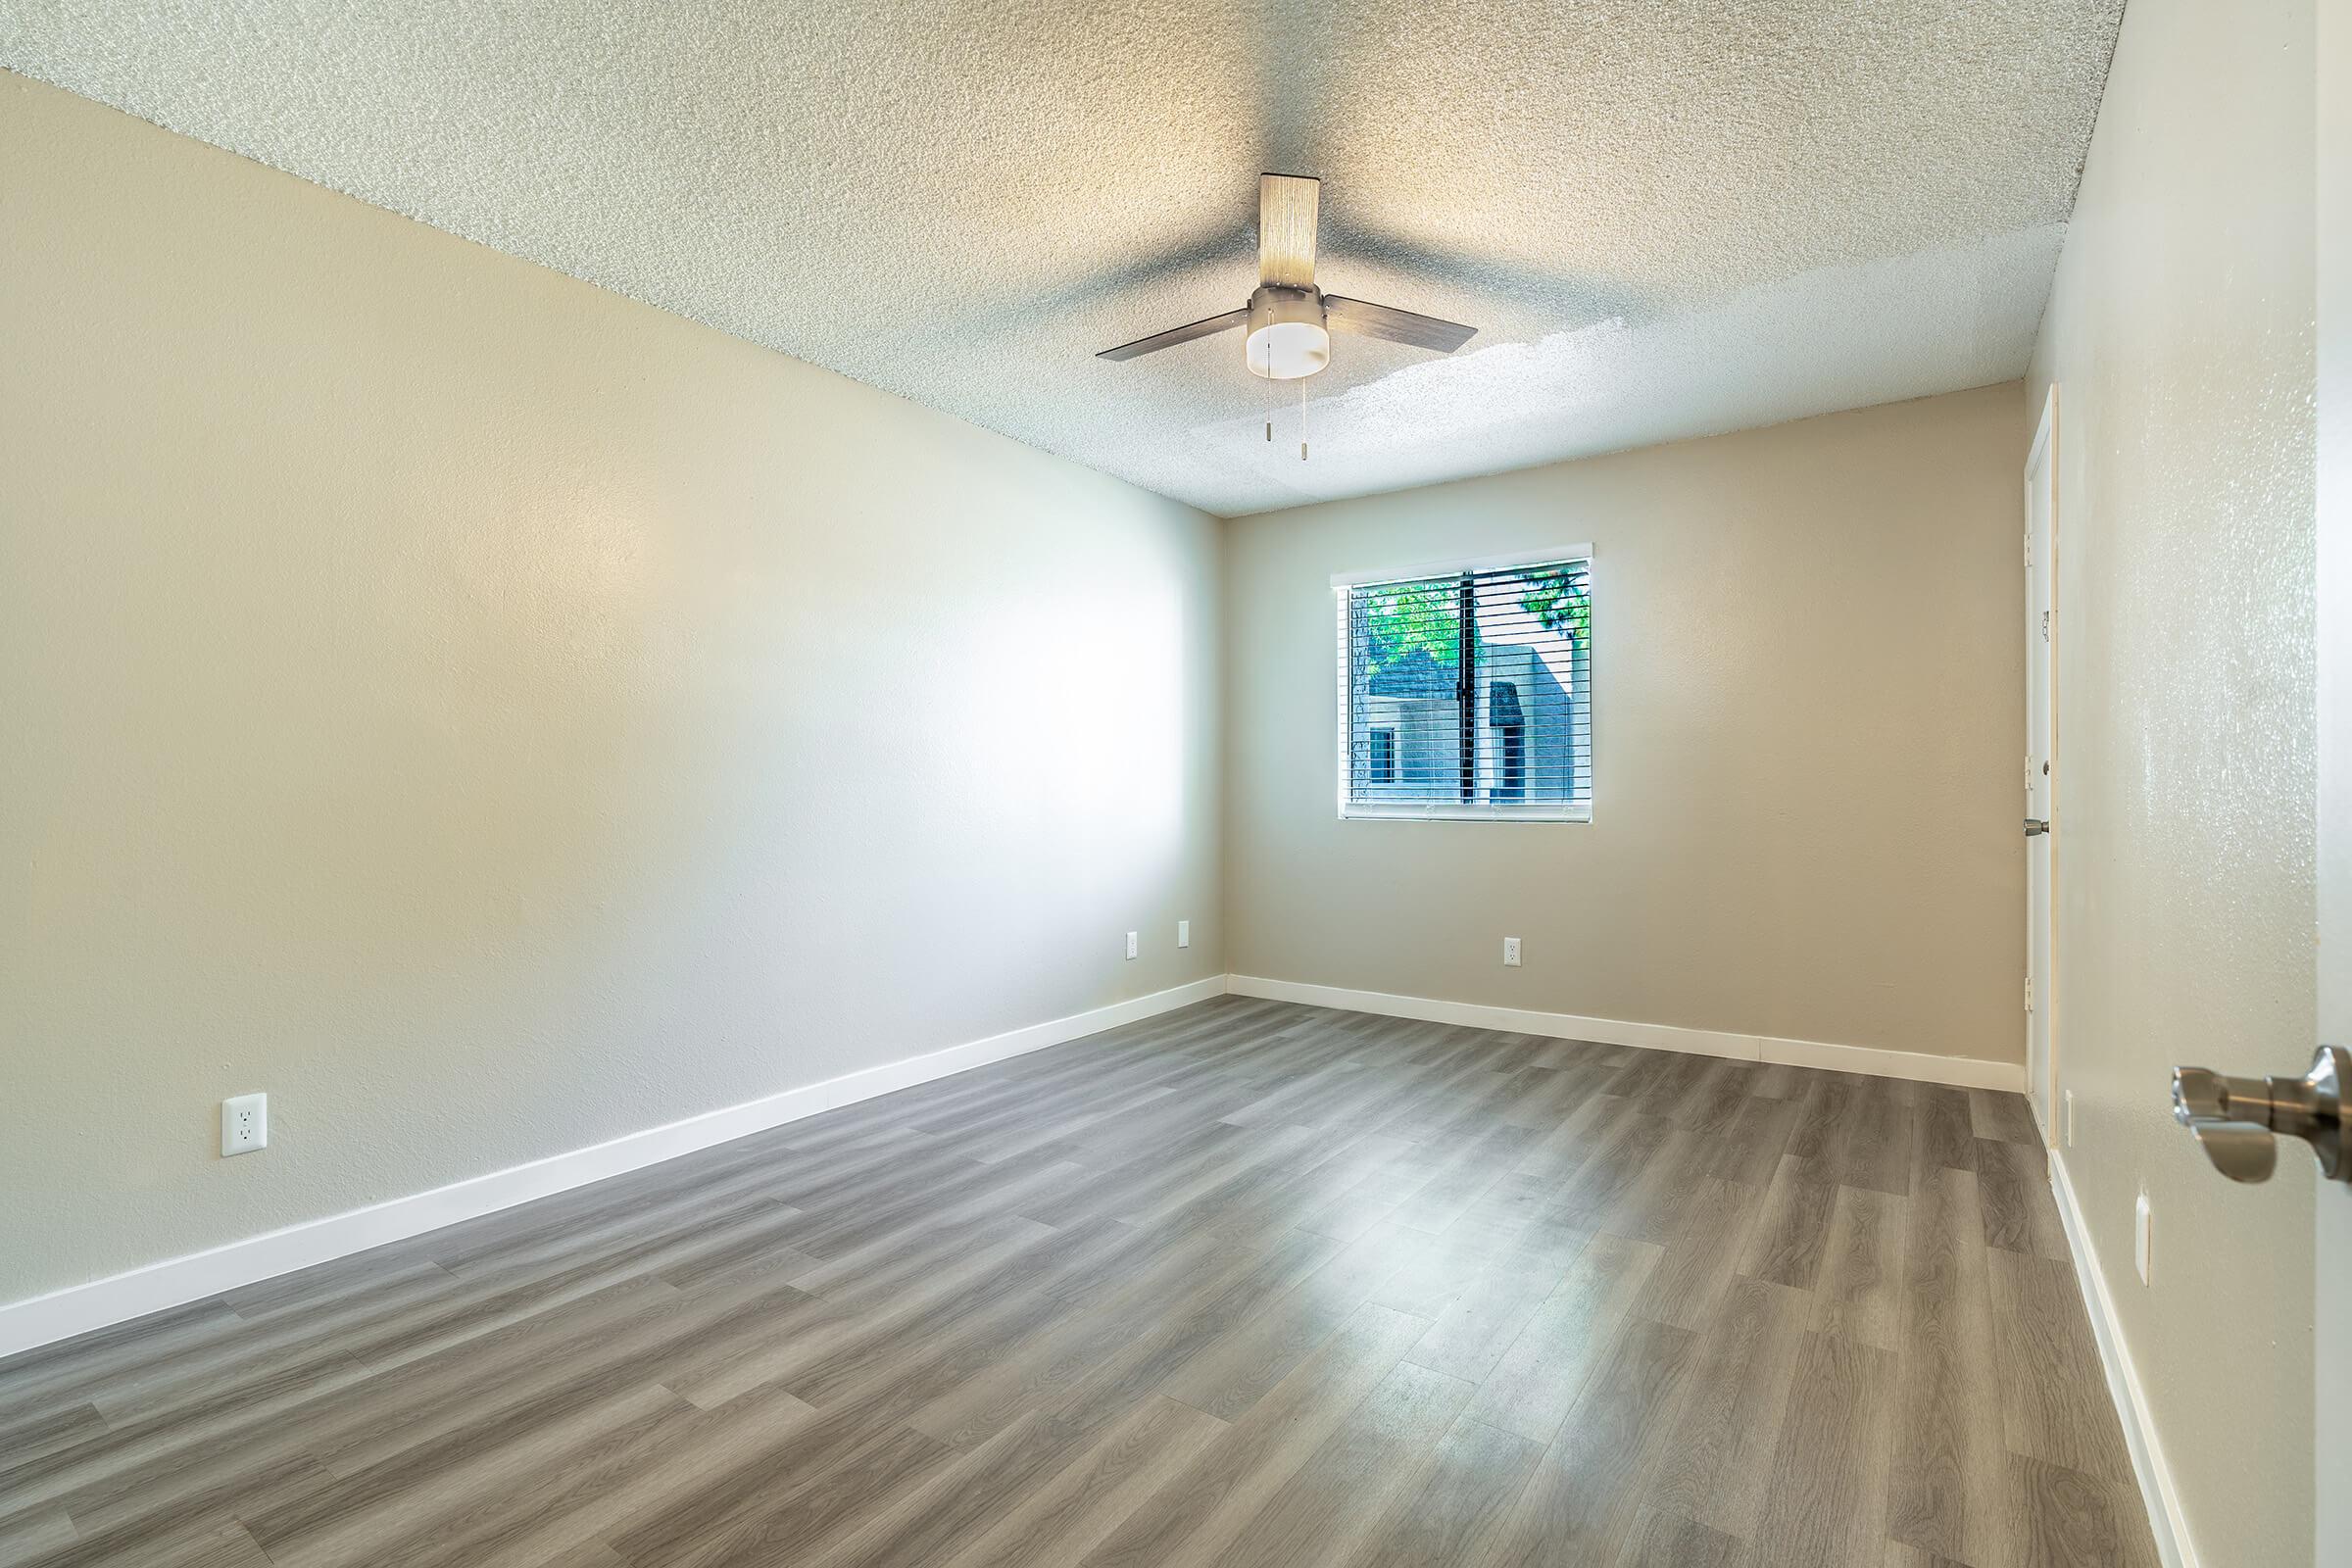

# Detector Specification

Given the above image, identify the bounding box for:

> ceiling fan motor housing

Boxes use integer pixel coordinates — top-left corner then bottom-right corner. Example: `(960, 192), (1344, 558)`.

(1245, 284), (1330, 380)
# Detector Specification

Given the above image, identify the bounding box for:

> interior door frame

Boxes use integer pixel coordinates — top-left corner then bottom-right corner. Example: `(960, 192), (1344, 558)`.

(2025, 384), (2060, 1138)
(2315, 0), (2347, 1540)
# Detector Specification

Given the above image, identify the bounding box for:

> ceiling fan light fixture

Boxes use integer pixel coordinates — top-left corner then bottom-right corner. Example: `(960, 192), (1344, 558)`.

(1095, 177), (1475, 377)
(1244, 285), (1329, 379)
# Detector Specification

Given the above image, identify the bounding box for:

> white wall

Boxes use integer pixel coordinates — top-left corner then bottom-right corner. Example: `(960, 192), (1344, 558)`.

(0, 73), (1223, 1306)
(1222, 385), (2026, 1069)
(2027, 0), (2319, 1562)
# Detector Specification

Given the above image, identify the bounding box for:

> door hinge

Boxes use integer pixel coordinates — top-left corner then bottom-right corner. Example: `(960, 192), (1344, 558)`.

(2026, 975), (2035, 1012)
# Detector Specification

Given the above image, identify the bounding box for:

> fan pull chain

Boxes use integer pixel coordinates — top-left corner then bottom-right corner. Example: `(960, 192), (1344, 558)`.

(1298, 376), (1308, 461)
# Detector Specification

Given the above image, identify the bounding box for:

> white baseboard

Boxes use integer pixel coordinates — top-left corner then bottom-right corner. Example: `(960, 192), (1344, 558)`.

(1, 970), (2022, 1362)
(1225, 975), (2024, 1093)
(0, 974), (1228, 1363)
(2046, 1148), (2195, 1568)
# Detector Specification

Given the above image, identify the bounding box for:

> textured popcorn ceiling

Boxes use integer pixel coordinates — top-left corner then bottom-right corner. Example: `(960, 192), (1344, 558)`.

(1, 1), (2121, 515)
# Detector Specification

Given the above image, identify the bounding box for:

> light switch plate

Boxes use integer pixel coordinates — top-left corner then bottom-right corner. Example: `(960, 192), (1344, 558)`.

(221, 1093), (268, 1156)
(2133, 1190), (2153, 1284)
(1177, 919), (1190, 949)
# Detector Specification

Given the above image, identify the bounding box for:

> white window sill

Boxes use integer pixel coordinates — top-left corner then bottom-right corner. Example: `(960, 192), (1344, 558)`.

(1339, 803), (1592, 824)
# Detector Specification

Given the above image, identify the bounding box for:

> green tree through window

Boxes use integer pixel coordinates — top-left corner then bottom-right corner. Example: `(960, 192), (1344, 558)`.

(1361, 566), (1589, 673)
(1360, 578), (1461, 675)
(1516, 564), (1591, 643)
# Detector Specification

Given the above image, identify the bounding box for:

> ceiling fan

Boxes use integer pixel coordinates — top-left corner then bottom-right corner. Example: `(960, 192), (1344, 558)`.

(1098, 174), (1478, 380)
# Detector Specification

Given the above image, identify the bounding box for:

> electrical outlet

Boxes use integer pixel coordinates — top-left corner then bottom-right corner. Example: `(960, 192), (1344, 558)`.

(1177, 919), (1190, 949)
(1502, 937), (1522, 967)
(2133, 1190), (2153, 1285)
(1124, 931), (1139, 960)
(2064, 1089), (2076, 1148)
(221, 1093), (268, 1157)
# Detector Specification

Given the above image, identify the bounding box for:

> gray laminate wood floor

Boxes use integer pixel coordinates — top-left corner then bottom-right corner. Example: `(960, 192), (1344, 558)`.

(0, 997), (2159, 1568)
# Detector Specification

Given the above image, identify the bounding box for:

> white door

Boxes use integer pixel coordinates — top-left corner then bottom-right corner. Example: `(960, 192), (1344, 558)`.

(2025, 387), (2057, 1137)
(2317, 0), (2348, 1538)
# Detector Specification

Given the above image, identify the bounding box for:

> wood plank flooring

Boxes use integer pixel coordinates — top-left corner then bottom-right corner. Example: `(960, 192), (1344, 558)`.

(0, 997), (2159, 1568)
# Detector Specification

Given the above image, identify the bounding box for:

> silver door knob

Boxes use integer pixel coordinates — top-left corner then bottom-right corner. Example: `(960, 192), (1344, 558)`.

(2023, 818), (2049, 836)
(2171, 1046), (2349, 1183)
(2183, 1118), (2278, 1182)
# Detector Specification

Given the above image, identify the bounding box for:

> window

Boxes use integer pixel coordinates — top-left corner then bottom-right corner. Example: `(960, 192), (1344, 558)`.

(1495, 715), (1527, 803)
(1336, 550), (1592, 821)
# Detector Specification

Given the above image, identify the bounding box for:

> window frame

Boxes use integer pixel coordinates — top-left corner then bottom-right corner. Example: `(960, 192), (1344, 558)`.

(1332, 544), (1593, 825)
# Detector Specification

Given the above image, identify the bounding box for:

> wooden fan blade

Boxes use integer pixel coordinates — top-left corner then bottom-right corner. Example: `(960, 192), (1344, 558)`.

(1258, 173), (1320, 288)
(1097, 308), (1250, 362)
(1322, 295), (1478, 354)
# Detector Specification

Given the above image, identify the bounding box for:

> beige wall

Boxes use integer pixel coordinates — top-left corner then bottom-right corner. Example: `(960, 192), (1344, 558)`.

(1223, 384), (2025, 1066)
(0, 74), (1223, 1306)
(2028, 0), (2318, 1562)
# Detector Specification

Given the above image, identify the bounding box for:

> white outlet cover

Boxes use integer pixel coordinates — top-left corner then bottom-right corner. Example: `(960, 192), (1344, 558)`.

(1177, 919), (1190, 949)
(2064, 1088), (2076, 1147)
(1502, 937), (1522, 967)
(2133, 1190), (2153, 1285)
(221, 1092), (268, 1157)
(1124, 931), (1138, 959)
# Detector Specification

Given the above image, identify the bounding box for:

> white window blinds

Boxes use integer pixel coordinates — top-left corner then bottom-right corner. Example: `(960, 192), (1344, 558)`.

(1338, 554), (1592, 820)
